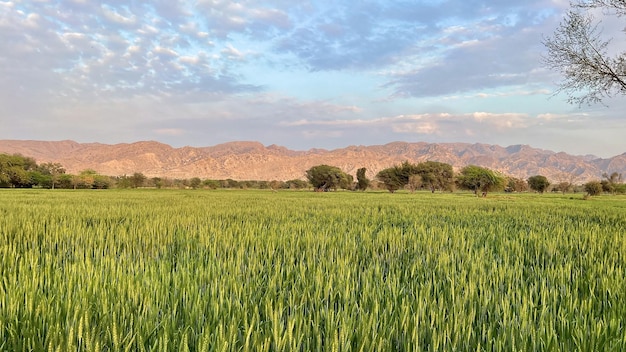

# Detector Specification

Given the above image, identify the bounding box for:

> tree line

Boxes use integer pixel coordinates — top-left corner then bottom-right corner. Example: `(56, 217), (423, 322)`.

(1, 153), (624, 195)
(304, 162), (625, 196)
(0, 153), (309, 190)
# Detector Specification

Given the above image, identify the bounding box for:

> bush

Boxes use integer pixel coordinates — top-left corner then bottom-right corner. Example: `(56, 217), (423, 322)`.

(584, 181), (603, 196)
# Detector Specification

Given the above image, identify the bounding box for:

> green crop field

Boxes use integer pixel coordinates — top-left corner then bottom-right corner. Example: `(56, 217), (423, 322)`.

(1, 189), (625, 351)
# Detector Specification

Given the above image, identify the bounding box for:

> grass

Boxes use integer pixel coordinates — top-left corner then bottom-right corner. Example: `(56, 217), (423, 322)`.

(1, 189), (625, 351)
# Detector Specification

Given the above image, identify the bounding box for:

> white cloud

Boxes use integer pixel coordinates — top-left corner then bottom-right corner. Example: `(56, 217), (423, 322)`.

(101, 5), (137, 26)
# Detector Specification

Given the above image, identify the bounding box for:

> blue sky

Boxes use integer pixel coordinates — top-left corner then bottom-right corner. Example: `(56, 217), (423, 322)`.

(1, 0), (625, 157)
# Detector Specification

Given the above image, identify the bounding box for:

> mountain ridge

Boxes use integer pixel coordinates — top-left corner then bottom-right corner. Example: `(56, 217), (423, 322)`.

(0, 139), (624, 183)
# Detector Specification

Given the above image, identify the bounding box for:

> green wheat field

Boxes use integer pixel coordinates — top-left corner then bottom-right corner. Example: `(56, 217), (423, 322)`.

(1, 189), (625, 351)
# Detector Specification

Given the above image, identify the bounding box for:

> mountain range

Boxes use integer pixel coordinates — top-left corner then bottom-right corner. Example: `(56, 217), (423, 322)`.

(1, 139), (625, 183)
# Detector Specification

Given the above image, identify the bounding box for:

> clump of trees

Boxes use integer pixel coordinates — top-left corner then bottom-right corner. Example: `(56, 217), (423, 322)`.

(601, 172), (625, 194)
(4, 152), (625, 196)
(375, 161), (455, 193)
(305, 165), (352, 191)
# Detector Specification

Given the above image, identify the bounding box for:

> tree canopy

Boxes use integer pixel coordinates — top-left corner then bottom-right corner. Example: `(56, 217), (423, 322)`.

(0, 154), (39, 188)
(376, 165), (405, 193)
(376, 161), (454, 193)
(305, 165), (352, 191)
(527, 175), (551, 193)
(456, 165), (506, 196)
(356, 167), (370, 191)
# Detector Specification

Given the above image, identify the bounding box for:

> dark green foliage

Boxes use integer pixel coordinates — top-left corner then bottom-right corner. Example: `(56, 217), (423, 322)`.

(376, 161), (454, 193)
(528, 175), (551, 193)
(414, 161), (455, 192)
(305, 165), (352, 191)
(376, 165), (405, 193)
(0, 153), (38, 187)
(356, 167), (370, 191)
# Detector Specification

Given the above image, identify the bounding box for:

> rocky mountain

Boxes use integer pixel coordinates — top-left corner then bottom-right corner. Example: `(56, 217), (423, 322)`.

(1, 139), (624, 183)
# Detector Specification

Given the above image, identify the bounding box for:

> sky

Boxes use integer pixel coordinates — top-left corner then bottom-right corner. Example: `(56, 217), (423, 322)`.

(1, 0), (625, 158)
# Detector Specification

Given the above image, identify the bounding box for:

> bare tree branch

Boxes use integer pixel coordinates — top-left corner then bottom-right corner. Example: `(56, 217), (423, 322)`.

(543, 1), (626, 105)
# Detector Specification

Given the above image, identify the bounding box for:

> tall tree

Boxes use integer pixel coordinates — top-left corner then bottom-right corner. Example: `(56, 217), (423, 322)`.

(356, 167), (370, 191)
(543, 0), (626, 105)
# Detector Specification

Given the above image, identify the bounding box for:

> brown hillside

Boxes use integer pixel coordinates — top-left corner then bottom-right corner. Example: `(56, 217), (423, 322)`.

(0, 139), (623, 183)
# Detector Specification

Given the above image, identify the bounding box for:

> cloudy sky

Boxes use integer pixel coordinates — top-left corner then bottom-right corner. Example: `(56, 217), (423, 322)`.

(1, 0), (625, 157)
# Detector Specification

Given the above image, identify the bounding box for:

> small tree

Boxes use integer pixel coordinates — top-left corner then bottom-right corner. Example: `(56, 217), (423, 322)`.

(584, 180), (603, 196)
(506, 177), (528, 192)
(189, 177), (202, 189)
(528, 175), (551, 193)
(456, 165), (506, 196)
(130, 172), (147, 188)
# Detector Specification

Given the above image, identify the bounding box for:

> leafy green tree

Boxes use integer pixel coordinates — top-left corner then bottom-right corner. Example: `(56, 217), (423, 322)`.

(415, 161), (455, 192)
(57, 174), (74, 189)
(376, 161), (454, 193)
(78, 169), (99, 189)
(28, 170), (51, 188)
(0, 154), (40, 188)
(38, 162), (66, 189)
(306, 165), (351, 191)
(456, 165), (506, 196)
(92, 174), (112, 189)
(528, 175), (551, 193)
(584, 180), (603, 196)
(376, 166), (405, 193)
(356, 167), (370, 191)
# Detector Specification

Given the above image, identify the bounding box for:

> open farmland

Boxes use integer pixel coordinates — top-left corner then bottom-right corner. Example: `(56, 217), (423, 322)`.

(1, 189), (625, 351)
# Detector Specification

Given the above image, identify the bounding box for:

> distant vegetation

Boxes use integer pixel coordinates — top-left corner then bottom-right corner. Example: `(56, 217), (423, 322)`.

(2, 152), (625, 196)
